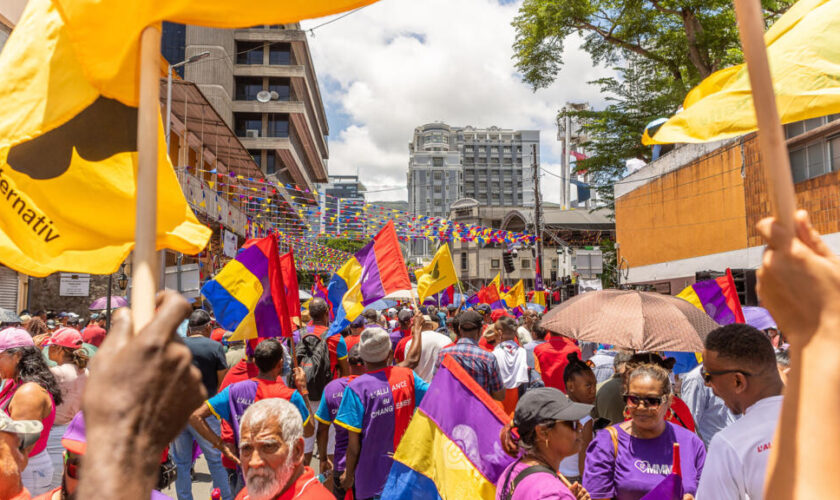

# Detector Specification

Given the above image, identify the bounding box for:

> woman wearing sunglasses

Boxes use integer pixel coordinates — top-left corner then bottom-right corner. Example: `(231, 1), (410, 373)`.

(583, 363), (705, 500)
(497, 387), (593, 500)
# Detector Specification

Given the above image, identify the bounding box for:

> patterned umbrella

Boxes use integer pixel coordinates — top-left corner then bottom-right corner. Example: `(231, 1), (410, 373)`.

(88, 296), (128, 310)
(540, 289), (719, 352)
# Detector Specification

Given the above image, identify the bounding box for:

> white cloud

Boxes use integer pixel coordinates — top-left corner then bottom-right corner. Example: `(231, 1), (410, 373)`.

(303, 0), (614, 202)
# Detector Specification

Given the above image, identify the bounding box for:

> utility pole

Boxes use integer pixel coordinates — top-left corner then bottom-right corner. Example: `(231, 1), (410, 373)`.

(563, 112), (571, 210)
(532, 144), (544, 292)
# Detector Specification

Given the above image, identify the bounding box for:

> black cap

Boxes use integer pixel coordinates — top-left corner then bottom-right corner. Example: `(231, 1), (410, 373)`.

(397, 309), (413, 323)
(513, 387), (593, 437)
(458, 311), (483, 331)
(475, 303), (492, 314)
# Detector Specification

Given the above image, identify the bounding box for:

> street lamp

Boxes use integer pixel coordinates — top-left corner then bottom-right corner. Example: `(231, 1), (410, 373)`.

(165, 51), (211, 154)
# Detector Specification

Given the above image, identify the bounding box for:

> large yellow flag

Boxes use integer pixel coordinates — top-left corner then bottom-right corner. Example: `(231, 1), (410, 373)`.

(644, 0), (840, 145)
(414, 243), (458, 304)
(503, 279), (526, 309)
(489, 273), (502, 294)
(0, 0), (378, 277)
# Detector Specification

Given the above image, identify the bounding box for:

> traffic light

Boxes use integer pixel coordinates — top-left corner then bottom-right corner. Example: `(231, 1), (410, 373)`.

(503, 250), (515, 273)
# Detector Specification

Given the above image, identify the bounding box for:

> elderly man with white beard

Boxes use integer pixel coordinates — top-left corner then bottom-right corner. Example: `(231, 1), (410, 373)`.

(235, 399), (332, 500)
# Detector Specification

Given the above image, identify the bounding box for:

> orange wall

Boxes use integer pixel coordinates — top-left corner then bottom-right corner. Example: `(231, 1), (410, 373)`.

(615, 141), (748, 268)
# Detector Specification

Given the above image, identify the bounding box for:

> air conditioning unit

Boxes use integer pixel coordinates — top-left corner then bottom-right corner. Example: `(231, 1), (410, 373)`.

(246, 129), (260, 138)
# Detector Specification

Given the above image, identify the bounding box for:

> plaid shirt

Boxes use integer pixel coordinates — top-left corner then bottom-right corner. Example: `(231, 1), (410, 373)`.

(435, 337), (503, 395)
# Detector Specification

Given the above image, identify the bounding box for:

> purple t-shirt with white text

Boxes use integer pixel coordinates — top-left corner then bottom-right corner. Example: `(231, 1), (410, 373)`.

(314, 376), (354, 472)
(583, 422), (706, 500)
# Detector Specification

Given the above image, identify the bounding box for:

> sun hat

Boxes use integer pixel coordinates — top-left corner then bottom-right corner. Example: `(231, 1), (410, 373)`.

(43, 327), (84, 349)
(358, 327), (391, 363)
(0, 327), (35, 353)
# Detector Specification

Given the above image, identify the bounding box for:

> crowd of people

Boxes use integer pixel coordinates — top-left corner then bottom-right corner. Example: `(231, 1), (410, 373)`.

(0, 211), (837, 499)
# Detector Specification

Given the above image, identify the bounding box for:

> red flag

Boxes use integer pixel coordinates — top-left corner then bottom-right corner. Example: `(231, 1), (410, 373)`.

(277, 250), (299, 337)
(477, 284), (502, 306)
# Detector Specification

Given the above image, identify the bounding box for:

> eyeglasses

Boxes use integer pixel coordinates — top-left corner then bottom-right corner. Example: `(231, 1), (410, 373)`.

(622, 394), (666, 408)
(702, 368), (753, 384)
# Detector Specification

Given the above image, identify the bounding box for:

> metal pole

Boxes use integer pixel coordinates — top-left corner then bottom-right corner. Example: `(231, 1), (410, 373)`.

(532, 144), (544, 294)
(106, 273), (112, 332)
(563, 113), (571, 209)
(165, 65), (173, 154)
(176, 253), (183, 293)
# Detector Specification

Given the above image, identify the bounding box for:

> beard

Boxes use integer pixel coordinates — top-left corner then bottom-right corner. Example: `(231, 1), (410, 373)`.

(244, 452), (295, 500)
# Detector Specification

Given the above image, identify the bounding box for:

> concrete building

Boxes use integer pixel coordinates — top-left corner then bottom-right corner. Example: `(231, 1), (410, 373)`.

(448, 198), (614, 292)
(179, 24), (329, 207)
(407, 123), (540, 256)
(309, 175), (366, 236)
(614, 114), (840, 300)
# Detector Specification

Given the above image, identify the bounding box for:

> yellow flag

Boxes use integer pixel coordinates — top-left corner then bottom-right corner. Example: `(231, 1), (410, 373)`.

(644, 0), (840, 145)
(0, 0), (378, 276)
(503, 280), (526, 309)
(489, 273), (502, 294)
(414, 243), (458, 304)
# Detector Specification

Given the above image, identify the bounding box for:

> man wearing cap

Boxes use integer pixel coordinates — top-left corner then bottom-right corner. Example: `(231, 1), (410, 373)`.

(335, 326), (429, 500)
(435, 311), (506, 401)
(32, 412), (173, 500)
(0, 412), (43, 499)
(391, 309), (414, 359)
(171, 309), (232, 500)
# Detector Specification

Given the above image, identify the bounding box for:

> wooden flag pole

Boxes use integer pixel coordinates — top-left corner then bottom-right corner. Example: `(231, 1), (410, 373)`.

(733, 0), (797, 232)
(132, 26), (162, 333)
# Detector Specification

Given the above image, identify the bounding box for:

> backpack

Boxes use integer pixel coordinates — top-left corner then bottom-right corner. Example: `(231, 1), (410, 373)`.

(499, 458), (567, 500)
(291, 328), (332, 401)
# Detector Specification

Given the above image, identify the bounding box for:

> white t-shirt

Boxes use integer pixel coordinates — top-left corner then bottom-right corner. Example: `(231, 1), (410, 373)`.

(516, 326), (533, 345)
(50, 363), (89, 425)
(493, 340), (529, 389)
(404, 330), (454, 382)
(696, 395), (783, 500)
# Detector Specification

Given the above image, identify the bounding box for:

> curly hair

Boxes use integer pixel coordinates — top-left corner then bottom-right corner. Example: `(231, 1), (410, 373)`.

(25, 318), (48, 337)
(56, 346), (89, 370)
(7, 346), (63, 406)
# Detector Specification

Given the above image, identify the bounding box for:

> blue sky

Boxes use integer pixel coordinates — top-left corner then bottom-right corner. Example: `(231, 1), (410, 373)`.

(302, 0), (614, 203)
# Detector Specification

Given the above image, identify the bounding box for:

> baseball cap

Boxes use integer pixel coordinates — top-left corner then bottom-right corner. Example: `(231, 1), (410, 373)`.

(358, 327), (391, 363)
(475, 303), (492, 315)
(44, 327), (84, 349)
(387, 308), (397, 317)
(0, 412), (43, 450)
(397, 309), (413, 323)
(350, 316), (366, 329)
(0, 327), (35, 353)
(457, 311), (483, 331)
(513, 387), (593, 438)
(46, 319), (57, 329)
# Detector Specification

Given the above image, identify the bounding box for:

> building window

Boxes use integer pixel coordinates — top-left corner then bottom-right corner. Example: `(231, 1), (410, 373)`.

(236, 42), (263, 65)
(268, 78), (291, 101)
(235, 113), (262, 137)
(269, 43), (291, 65)
(790, 139), (836, 183)
(491, 259), (500, 269)
(235, 77), (263, 101)
(432, 157), (444, 167)
(521, 259), (531, 269)
(265, 152), (276, 174)
(460, 252), (467, 271)
(267, 114), (289, 138)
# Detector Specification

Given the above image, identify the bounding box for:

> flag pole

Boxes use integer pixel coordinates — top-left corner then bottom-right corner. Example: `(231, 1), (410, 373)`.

(733, 0), (797, 232)
(132, 25), (162, 333)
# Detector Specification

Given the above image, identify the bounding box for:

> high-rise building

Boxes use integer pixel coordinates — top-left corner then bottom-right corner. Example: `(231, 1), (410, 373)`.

(309, 175), (366, 236)
(407, 123), (539, 255)
(182, 24), (329, 209)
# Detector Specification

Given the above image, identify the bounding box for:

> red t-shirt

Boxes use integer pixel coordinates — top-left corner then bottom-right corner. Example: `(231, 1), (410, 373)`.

(344, 334), (361, 355)
(394, 334), (412, 363)
(211, 328), (226, 343)
(235, 466), (333, 499)
(81, 326), (106, 347)
(533, 336), (582, 393)
(667, 395), (696, 432)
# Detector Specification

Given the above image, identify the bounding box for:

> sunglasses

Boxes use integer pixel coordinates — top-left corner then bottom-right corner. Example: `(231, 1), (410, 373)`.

(622, 394), (666, 408)
(550, 420), (579, 431)
(701, 368), (753, 384)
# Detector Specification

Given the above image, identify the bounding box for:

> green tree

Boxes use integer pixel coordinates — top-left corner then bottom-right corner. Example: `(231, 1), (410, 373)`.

(321, 238), (367, 254)
(513, 0), (794, 200)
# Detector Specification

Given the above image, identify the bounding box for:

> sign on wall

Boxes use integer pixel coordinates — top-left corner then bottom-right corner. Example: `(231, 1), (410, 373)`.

(59, 273), (90, 296)
(223, 230), (238, 258)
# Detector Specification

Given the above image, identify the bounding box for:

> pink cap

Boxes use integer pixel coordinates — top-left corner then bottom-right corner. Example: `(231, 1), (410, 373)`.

(44, 328), (83, 349)
(0, 328), (34, 352)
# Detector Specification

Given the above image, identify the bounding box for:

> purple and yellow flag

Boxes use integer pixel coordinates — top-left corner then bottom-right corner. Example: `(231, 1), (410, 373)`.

(381, 355), (515, 499)
(676, 268), (745, 325)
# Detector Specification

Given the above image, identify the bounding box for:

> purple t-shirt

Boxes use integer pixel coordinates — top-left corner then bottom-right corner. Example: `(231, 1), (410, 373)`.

(496, 460), (576, 500)
(583, 422), (706, 500)
(314, 376), (354, 472)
